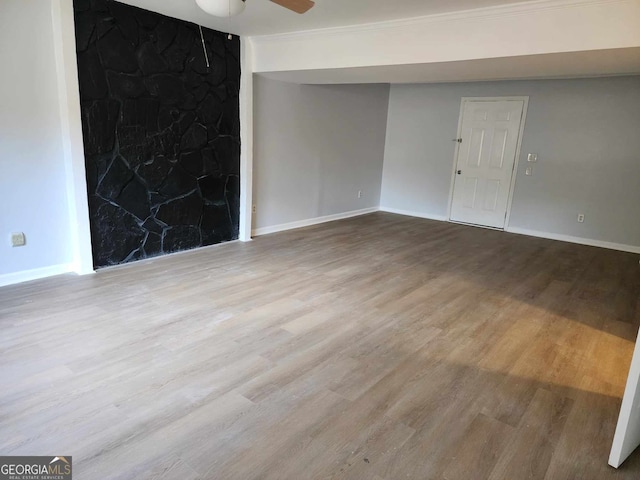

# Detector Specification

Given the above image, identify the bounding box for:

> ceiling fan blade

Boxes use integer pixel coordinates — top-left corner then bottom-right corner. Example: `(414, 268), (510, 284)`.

(270, 0), (315, 14)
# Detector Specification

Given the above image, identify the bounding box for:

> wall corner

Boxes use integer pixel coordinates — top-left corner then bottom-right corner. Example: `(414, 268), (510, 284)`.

(51, 0), (94, 275)
(239, 36), (255, 242)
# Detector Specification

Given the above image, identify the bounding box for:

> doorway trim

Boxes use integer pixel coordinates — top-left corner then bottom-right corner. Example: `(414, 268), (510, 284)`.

(446, 96), (529, 230)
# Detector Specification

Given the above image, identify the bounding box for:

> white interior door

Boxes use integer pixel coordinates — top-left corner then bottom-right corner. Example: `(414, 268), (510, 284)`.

(450, 100), (525, 229)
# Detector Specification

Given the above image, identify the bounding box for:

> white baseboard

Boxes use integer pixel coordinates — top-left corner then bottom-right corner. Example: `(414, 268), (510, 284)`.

(252, 207), (379, 237)
(4, 217), (632, 289)
(69, 261), (95, 276)
(379, 208), (640, 254)
(505, 226), (640, 254)
(0, 263), (74, 288)
(379, 206), (448, 222)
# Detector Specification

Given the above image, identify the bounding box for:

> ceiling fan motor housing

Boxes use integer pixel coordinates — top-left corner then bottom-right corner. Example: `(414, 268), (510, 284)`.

(196, 0), (314, 17)
(196, 0), (246, 17)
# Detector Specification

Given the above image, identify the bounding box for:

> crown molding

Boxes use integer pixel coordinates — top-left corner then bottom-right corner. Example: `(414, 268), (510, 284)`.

(252, 0), (631, 41)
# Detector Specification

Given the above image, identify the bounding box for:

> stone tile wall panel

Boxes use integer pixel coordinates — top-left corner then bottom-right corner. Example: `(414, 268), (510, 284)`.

(74, 0), (240, 267)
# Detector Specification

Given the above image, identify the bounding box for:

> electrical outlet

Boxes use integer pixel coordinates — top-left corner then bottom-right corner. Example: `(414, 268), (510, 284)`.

(252, 205), (256, 214)
(525, 166), (533, 176)
(577, 214), (585, 223)
(11, 232), (26, 247)
(358, 190), (363, 199)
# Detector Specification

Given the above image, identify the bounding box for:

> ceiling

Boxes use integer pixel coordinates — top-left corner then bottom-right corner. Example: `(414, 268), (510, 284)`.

(116, 0), (640, 84)
(117, 0), (529, 36)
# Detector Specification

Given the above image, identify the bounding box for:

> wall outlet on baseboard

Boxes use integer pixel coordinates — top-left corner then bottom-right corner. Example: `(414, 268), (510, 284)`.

(577, 214), (585, 223)
(11, 232), (26, 247)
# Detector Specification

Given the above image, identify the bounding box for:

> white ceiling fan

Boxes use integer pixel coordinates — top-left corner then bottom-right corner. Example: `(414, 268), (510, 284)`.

(196, 0), (315, 17)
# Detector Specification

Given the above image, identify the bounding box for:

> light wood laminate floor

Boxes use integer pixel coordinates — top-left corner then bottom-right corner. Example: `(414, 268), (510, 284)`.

(1, 213), (640, 479)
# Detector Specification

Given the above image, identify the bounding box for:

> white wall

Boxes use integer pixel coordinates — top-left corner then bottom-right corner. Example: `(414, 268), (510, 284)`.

(252, 0), (640, 74)
(381, 76), (640, 250)
(253, 76), (389, 233)
(239, 38), (255, 242)
(52, 0), (94, 276)
(610, 327), (640, 468)
(0, 0), (74, 284)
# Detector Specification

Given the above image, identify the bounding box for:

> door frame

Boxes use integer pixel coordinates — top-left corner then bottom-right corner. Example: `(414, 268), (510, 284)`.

(446, 96), (530, 230)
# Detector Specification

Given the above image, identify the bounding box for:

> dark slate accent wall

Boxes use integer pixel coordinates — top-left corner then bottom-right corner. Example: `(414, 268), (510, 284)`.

(73, 0), (240, 268)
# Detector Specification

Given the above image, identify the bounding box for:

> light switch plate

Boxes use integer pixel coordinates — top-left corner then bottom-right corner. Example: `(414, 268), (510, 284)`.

(527, 153), (538, 163)
(11, 232), (26, 247)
